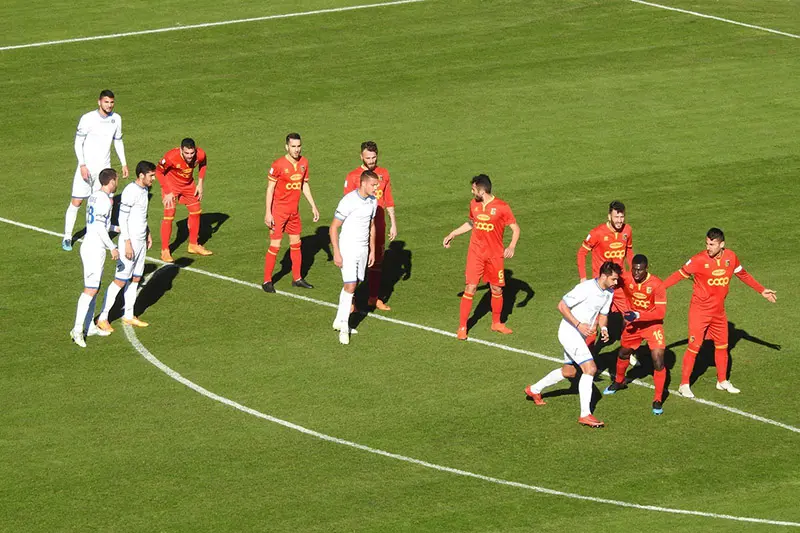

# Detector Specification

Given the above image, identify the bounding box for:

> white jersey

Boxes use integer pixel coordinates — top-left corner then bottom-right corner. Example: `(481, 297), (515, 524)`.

(74, 110), (126, 172)
(119, 182), (150, 243)
(560, 279), (613, 332)
(83, 191), (116, 251)
(334, 190), (377, 249)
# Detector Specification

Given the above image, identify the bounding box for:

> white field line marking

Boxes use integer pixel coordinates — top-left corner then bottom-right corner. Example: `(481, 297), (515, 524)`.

(2, 215), (799, 435)
(0, 0), (425, 52)
(629, 0), (800, 39)
(123, 322), (800, 528)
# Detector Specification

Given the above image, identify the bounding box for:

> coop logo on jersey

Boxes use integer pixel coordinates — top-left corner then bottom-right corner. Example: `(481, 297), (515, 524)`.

(632, 298), (650, 309)
(285, 182), (302, 190)
(604, 250), (625, 259)
(707, 277), (730, 287)
(475, 222), (495, 232)
(476, 214), (491, 222)
(712, 268), (726, 276)
(609, 241), (624, 249)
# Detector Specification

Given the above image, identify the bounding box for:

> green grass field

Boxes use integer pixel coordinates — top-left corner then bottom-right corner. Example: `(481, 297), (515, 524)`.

(1, 0), (799, 531)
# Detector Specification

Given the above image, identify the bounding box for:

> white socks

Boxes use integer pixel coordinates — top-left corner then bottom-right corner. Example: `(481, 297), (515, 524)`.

(334, 289), (354, 328)
(74, 292), (93, 331)
(579, 373), (594, 417)
(123, 281), (139, 319)
(532, 368), (565, 394)
(64, 203), (80, 240)
(99, 282), (124, 321)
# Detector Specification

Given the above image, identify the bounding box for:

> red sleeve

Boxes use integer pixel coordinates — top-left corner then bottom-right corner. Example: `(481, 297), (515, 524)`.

(383, 173), (395, 208)
(662, 268), (690, 289)
(733, 255), (765, 293)
(343, 171), (358, 195)
(303, 160), (309, 183)
(197, 150), (207, 180)
(577, 229), (595, 279)
(267, 160), (281, 183)
(639, 283), (666, 321)
(155, 152), (173, 194)
(504, 203), (516, 226)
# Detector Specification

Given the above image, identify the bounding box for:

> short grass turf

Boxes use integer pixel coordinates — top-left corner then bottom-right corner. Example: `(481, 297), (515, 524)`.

(1, 0), (799, 531)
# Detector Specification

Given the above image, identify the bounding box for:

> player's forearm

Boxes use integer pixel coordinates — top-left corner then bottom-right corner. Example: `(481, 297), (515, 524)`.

(369, 221), (376, 250)
(302, 184), (317, 210)
(197, 164), (207, 180)
(735, 269), (765, 294)
(452, 222), (473, 237)
(576, 246), (589, 279)
(329, 224), (341, 256)
(114, 138), (127, 166)
(662, 270), (687, 289)
(557, 300), (580, 327)
(74, 137), (86, 166)
(386, 207), (397, 228)
(265, 182), (276, 213)
(598, 314), (609, 331)
(508, 224), (520, 249)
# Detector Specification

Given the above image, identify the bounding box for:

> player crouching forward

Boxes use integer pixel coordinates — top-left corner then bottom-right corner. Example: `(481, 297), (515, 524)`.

(70, 169), (120, 347)
(443, 174), (520, 340)
(329, 171), (379, 345)
(96, 161), (157, 331)
(603, 254), (668, 415)
(524, 261), (622, 428)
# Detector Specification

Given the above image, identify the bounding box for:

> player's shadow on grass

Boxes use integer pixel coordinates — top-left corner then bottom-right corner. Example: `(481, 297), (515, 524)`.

(665, 321), (781, 384)
(352, 240), (413, 311)
(272, 226), (333, 284)
(103, 258), (194, 322)
(458, 270), (534, 330)
(170, 212), (230, 253)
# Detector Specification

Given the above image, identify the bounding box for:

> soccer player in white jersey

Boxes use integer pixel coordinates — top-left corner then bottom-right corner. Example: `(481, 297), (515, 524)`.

(96, 161), (156, 331)
(329, 170), (379, 345)
(70, 169), (120, 348)
(62, 90), (129, 251)
(524, 261), (622, 428)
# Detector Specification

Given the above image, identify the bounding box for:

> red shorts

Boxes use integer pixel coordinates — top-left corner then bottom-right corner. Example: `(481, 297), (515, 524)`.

(621, 322), (666, 350)
(688, 309), (728, 352)
(374, 212), (386, 264)
(465, 251), (505, 287)
(270, 210), (301, 240)
(163, 183), (200, 208)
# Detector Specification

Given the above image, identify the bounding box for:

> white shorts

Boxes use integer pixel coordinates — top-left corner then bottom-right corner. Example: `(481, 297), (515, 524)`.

(80, 241), (107, 289)
(71, 165), (103, 199)
(340, 246), (369, 284)
(558, 321), (593, 366)
(116, 239), (146, 281)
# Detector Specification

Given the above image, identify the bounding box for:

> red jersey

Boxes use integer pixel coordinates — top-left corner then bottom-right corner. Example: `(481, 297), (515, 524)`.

(268, 155), (309, 213)
(663, 249), (765, 314)
(468, 197), (516, 259)
(620, 272), (666, 323)
(344, 166), (394, 212)
(577, 222), (633, 279)
(155, 147), (207, 194)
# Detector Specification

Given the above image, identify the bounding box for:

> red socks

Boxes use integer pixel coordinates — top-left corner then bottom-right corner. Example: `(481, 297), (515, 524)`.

(188, 210), (201, 245)
(161, 207), (176, 250)
(368, 266), (382, 300)
(714, 347), (728, 382)
(490, 290), (503, 324)
(459, 292), (474, 328)
(290, 243), (302, 281)
(615, 357), (629, 384)
(681, 349), (697, 385)
(653, 368), (666, 402)
(264, 245), (280, 283)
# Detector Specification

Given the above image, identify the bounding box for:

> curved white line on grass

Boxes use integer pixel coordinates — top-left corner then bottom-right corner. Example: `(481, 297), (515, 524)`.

(0, 0), (425, 52)
(122, 323), (800, 527)
(630, 0), (800, 39)
(1, 215), (798, 435)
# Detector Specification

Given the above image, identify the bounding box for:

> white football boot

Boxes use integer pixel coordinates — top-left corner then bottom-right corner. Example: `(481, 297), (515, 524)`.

(87, 323), (111, 337)
(338, 329), (350, 345)
(70, 328), (87, 348)
(678, 383), (695, 398)
(716, 380), (740, 394)
(332, 321), (357, 334)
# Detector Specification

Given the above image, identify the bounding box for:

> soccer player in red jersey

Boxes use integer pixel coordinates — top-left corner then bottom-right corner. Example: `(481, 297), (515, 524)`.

(155, 138), (212, 262)
(662, 228), (777, 397)
(443, 174), (520, 340)
(262, 133), (320, 292)
(576, 200), (633, 347)
(602, 254), (668, 415)
(343, 141), (397, 311)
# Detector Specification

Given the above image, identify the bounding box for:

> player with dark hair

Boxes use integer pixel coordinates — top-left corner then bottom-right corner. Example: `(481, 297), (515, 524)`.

(662, 228), (777, 397)
(155, 137), (212, 262)
(603, 254), (668, 415)
(525, 261), (622, 428)
(443, 174), (520, 340)
(576, 200), (633, 350)
(262, 133), (320, 292)
(343, 141), (397, 310)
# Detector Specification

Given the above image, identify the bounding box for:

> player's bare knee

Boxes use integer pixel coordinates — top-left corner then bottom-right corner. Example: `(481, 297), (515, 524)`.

(562, 365), (577, 378)
(83, 288), (99, 297)
(114, 279), (126, 288)
(70, 198), (83, 207)
(580, 360), (598, 376)
(464, 283), (477, 294)
(288, 234), (301, 245)
(618, 348), (632, 360)
(343, 282), (357, 293)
